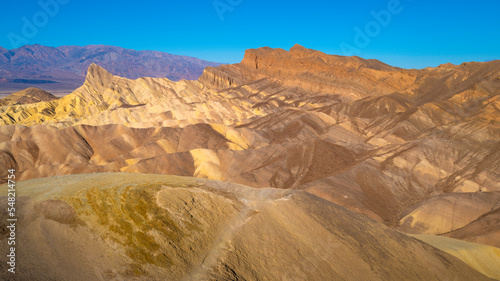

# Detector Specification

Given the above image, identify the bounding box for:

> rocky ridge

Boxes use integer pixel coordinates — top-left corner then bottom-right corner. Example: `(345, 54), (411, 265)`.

(0, 45), (499, 250)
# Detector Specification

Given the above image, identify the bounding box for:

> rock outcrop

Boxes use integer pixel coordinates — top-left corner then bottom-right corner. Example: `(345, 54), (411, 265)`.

(0, 173), (494, 281)
(0, 87), (58, 106)
(0, 45), (499, 250)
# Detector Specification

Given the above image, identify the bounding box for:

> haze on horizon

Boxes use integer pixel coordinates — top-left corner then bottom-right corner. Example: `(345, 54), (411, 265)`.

(0, 0), (498, 69)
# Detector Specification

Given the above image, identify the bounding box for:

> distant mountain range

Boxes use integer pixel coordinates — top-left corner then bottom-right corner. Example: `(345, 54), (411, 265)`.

(0, 44), (221, 94)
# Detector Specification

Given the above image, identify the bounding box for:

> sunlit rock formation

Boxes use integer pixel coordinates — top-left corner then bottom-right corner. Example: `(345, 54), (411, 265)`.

(0, 173), (495, 280)
(0, 45), (499, 253)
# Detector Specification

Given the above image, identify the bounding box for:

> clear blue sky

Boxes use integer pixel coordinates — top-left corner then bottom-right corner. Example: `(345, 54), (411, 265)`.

(0, 0), (498, 68)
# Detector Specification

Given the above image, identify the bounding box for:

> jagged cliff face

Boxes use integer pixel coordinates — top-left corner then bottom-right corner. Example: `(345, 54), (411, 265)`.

(200, 45), (417, 101)
(0, 64), (266, 127)
(1, 46), (500, 251)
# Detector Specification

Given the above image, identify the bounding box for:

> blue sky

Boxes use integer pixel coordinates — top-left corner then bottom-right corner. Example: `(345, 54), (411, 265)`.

(0, 0), (498, 68)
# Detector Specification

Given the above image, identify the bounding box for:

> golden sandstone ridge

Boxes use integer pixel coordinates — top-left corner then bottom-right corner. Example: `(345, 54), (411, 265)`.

(0, 45), (500, 279)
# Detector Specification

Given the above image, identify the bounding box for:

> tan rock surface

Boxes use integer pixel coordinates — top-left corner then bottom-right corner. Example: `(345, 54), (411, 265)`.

(410, 234), (500, 280)
(0, 173), (494, 281)
(444, 207), (500, 248)
(0, 46), (499, 248)
(398, 192), (500, 235)
(0, 87), (58, 106)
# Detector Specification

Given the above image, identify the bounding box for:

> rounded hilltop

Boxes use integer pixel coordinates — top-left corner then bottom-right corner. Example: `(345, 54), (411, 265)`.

(0, 87), (58, 106)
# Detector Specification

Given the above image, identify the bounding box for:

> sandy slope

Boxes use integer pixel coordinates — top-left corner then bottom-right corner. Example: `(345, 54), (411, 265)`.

(0, 173), (494, 280)
(411, 234), (500, 280)
(0, 46), (499, 249)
